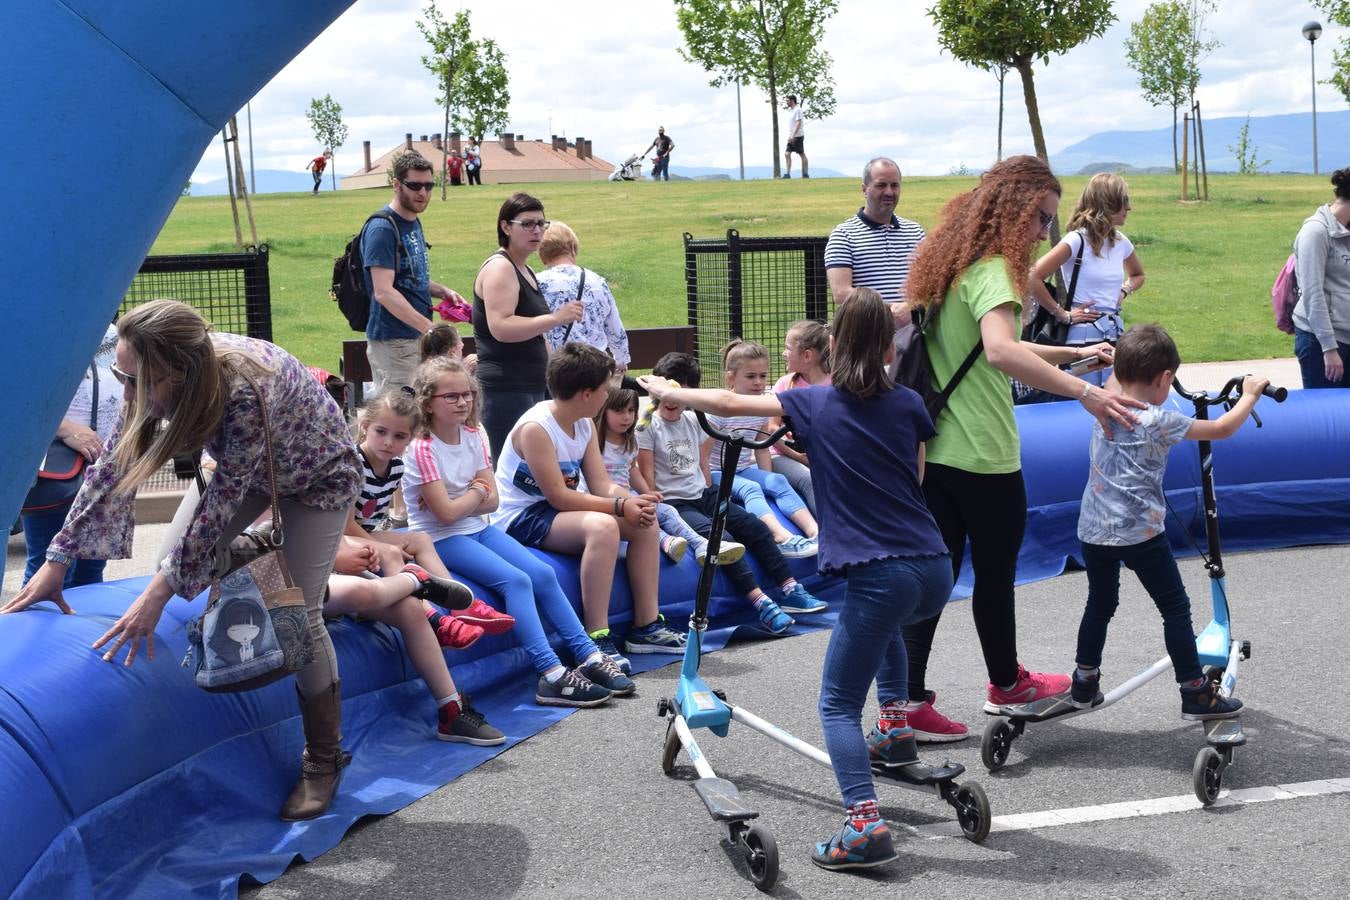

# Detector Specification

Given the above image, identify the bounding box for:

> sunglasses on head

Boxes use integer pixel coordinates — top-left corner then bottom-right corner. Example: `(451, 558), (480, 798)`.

(401, 179), (435, 193)
(1037, 208), (1056, 229)
(110, 362), (138, 387)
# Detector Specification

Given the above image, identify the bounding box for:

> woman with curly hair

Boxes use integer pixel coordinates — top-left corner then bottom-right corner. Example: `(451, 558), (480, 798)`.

(897, 155), (1141, 742)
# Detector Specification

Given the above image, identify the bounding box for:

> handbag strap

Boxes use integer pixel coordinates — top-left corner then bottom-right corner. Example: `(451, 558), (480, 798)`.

(237, 370), (284, 545)
(88, 362), (98, 430)
(1059, 232), (1087, 310)
(560, 267), (586, 345)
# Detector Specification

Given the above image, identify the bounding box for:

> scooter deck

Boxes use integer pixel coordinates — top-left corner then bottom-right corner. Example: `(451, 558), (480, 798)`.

(693, 776), (760, 822)
(987, 693), (1094, 723)
(1202, 717), (1246, 747)
(872, 760), (966, 786)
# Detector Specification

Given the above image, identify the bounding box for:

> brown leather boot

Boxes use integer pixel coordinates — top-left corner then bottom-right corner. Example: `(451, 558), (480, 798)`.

(280, 680), (352, 821)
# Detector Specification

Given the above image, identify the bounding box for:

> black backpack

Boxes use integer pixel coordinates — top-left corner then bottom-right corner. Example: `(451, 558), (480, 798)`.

(891, 304), (984, 422)
(331, 210), (400, 332)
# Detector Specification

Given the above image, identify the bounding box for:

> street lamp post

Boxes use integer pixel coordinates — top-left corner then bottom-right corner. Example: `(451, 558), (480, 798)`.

(1304, 21), (1323, 175)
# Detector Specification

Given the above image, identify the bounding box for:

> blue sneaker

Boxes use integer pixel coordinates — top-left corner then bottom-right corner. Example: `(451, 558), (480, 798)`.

(779, 583), (827, 614)
(810, 817), (897, 871)
(1180, 681), (1243, 720)
(866, 721), (919, 767)
(535, 668), (611, 708)
(579, 654), (636, 696)
(755, 598), (794, 634)
(777, 535), (818, 559)
(626, 617), (688, 655)
(589, 629), (632, 674)
(1070, 667), (1103, 709)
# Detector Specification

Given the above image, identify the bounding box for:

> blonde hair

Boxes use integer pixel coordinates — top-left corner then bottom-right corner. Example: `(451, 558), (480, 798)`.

(110, 299), (272, 494)
(358, 389), (423, 443)
(720, 338), (770, 386)
(1065, 172), (1129, 256)
(412, 356), (481, 433)
(539, 220), (580, 265)
(785, 320), (831, 374)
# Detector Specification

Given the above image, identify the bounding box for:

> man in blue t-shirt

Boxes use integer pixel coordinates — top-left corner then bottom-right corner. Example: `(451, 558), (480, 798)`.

(362, 151), (469, 392)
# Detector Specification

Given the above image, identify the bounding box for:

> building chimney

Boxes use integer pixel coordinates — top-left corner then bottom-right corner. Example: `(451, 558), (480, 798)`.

(432, 133), (442, 150)
(405, 133), (413, 150)
(583, 139), (593, 159)
(500, 133), (515, 151)
(363, 140), (372, 171)
(516, 134), (524, 142)
(450, 131), (462, 153)
(575, 137), (587, 160)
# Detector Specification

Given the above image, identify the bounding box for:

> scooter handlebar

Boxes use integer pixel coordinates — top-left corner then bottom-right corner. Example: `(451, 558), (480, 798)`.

(1263, 384), (1288, 403)
(693, 409), (789, 450)
(1172, 376), (1288, 407)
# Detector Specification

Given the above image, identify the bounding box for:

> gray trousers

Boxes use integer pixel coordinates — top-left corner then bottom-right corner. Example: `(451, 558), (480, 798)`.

(770, 455), (816, 517)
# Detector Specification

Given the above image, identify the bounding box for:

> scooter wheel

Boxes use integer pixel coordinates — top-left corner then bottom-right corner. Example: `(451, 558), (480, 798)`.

(1193, 746), (1223, 805)
(660, 722), (681, 775)
(981, 720), (1014, 771)
(954, 782), (991, 843)
(744, 822), (779, 891)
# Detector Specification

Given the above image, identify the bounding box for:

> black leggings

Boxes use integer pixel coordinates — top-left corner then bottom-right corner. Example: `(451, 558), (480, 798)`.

(668, 486), (792, 598)
(902, 463), (1026, 694)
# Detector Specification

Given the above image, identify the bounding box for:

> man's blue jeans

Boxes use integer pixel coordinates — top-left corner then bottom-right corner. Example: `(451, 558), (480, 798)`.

(651, 155), (669, 181)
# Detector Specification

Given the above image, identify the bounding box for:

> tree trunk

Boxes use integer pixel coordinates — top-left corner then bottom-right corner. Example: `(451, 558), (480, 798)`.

(1015, 59), (1058, 245)
(1171, 105), (1179, 172)
(442, 72), (451, 201)
(996, 67), (1005, 161)
(222, 129), (242, 248)
(767, 75), (780, 178)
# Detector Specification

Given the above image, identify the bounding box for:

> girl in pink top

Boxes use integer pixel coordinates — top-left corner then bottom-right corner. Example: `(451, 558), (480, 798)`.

(768, 320), (831, 516)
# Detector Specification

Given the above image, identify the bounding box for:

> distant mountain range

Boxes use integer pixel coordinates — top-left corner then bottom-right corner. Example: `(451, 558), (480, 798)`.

(190, 170), (341, 196)
(1052, 110), (1348, 175)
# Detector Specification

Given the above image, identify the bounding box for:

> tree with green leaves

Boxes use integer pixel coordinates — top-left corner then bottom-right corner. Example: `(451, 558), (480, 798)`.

(927, 0), (1115, 164)
(1312, 2), (1350, 104)
(1228, 116), (1269, 175)
(417, 3), (474, 200)
(1124, 1), (1219, 172)
(306, 94), (348, 191)
(674, 0), (838, 178)
(454, 38), (510, 144)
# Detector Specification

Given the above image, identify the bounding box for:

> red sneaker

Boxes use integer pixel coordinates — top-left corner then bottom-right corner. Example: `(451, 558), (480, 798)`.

(984, 665), (1072, 712)
(906, 691), (969, 743)
(433, 613), (484, 650)
(453, 597), (516, 636)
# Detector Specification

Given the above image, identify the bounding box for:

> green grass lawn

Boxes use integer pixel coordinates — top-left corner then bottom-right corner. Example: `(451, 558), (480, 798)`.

(152, 173), (1328, 368)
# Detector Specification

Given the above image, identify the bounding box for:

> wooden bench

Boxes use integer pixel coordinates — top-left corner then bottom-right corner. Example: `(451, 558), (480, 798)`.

(340, 325), (697, 411)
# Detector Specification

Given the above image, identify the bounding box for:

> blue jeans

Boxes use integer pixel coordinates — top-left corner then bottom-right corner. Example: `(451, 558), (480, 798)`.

(435, 525), (598, 674)
(1294, 328), (1350, 389)
(22, 503), (105, 587)
(819, 555), (952, 808)
(770, 455), (815, 516)
(1077, 534), (1202, 683)
(651, 155), (670, 180)
(668, 487), (792, 599)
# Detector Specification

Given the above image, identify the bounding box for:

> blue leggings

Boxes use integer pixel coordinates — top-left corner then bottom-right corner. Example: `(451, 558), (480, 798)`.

(435, 525), (599, 674)
(710, 469), (807, 518)
(770, 455), (815, 516)
(819, 555), (952, 808)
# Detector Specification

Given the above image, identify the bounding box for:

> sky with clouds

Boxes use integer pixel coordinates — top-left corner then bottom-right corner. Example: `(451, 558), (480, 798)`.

(191, 0), (1341, 183)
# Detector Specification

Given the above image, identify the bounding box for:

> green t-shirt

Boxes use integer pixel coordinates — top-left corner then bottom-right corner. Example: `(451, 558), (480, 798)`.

(925, 257), (1022, 474)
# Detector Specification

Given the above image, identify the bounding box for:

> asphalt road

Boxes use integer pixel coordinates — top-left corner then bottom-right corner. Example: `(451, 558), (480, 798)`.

(247, 542), (1350, 899)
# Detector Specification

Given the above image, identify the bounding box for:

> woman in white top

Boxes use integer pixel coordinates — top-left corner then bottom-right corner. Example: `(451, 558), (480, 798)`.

(1029, 173), (1146, 386)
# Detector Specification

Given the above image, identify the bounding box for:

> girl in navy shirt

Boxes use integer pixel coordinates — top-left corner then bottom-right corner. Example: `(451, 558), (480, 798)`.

(639, 291), (951, 873)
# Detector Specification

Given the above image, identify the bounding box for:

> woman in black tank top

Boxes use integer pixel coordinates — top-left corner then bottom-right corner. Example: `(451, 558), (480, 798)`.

(473, 192), (583, 461)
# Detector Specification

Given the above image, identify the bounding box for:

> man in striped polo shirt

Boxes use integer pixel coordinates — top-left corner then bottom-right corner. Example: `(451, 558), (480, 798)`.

(824, 157), (925, 328)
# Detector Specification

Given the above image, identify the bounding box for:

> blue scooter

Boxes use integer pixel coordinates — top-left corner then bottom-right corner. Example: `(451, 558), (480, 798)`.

(656, 412), (991, 892)
(980, 376), (1286, 805)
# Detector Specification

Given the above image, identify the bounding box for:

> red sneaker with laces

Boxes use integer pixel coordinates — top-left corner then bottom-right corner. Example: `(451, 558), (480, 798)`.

(906, 691), (969, 743)
(453, 597), (516, 636)
(429, 610), (484, 650)
(984, 665), (1072, 712)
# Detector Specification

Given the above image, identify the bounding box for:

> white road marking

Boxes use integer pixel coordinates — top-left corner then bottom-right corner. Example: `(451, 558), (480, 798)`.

(907, 777), (1350, 839)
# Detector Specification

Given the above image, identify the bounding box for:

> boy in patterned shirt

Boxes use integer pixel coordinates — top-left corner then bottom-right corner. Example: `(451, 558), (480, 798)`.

(1070, 324), (1265, 721)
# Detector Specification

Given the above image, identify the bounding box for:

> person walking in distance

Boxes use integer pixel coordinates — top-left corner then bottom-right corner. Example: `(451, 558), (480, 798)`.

(783, 95), (808, 179)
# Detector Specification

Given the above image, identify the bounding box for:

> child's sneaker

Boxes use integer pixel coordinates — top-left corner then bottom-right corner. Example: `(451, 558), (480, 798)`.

(776, 535), (818, 559)
(660, 534), (688, 563)
(626, 617), (688, 654)
(1071, 667), (1104, 709)
(865, 721), (919, 767)
(438, 695), (505, 745)
(1180, 681), (1243, 721)
(907, 691), (969, 743)
(454, 597), (516, 636)
(984, 665), (1072, 712)
(589, 629), (632, 673)
(810, 816), (897, 871)
(755, 597), (795, 634)
(778, 583), (828, 614)
(694, 537), (746, 567)
(535, 668), (612, 707)
(429, 608), (484, 650)
(403, 562), (473, 610)
(579, 655), (637, 696)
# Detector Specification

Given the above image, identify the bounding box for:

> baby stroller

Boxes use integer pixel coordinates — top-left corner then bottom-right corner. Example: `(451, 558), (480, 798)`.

(608, 154), (646, 182)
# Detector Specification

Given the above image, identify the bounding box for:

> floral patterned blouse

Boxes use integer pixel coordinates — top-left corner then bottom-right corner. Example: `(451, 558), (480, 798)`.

(49, 333), (361, 599)
(536, 264), (631, 367)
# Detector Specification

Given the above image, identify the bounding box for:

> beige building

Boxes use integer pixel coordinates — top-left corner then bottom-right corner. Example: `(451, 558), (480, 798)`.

(341, 131), (612, 189)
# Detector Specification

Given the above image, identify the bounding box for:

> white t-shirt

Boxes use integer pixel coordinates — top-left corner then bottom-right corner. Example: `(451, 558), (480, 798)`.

(492, 402), (592, 531)
(787, 105), (804, 139)
(1060, 229), (1135, 344)
(402, 427), (493, 540)
(602, 439), (636, 491)
(635, 410), (707, 501)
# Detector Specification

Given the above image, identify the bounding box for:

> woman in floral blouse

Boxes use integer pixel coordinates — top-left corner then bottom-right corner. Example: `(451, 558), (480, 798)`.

(537, 221), (632, 375)
(2, 299), (362, 822)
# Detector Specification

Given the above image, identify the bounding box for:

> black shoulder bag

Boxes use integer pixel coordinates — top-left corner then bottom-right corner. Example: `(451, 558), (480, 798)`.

(1022, 232), (1086, 346)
